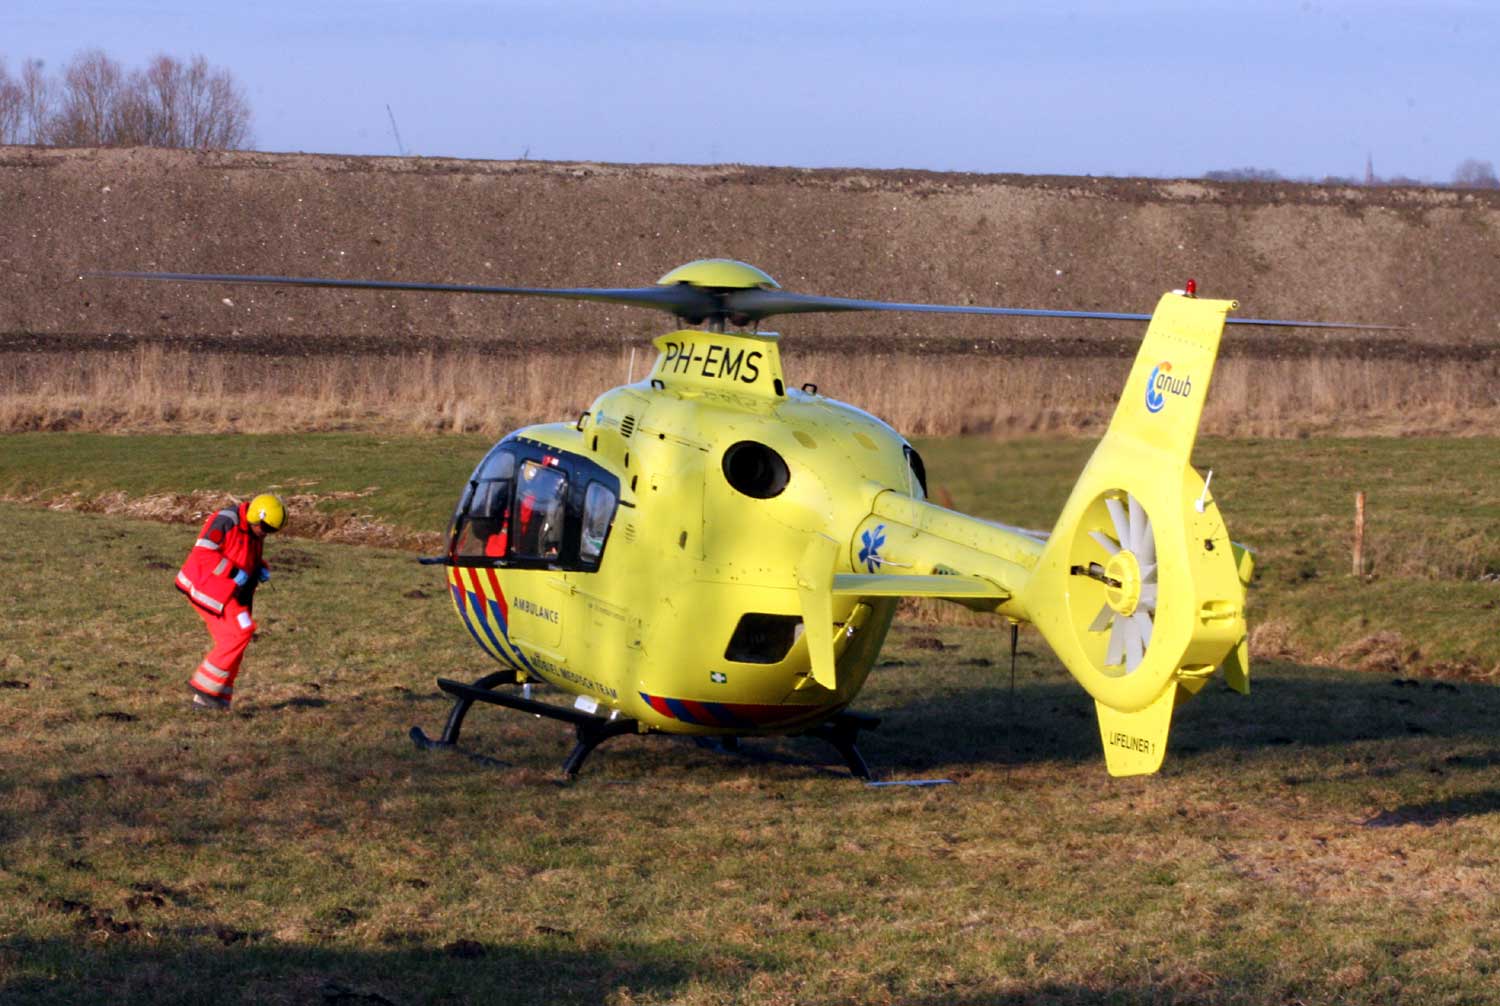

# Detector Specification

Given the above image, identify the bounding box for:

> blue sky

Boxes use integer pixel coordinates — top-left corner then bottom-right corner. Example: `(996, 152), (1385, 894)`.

(4, 1), (1495, 182)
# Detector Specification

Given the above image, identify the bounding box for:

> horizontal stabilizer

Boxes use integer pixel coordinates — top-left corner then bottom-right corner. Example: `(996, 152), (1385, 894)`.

(832, 573), (1009, 603)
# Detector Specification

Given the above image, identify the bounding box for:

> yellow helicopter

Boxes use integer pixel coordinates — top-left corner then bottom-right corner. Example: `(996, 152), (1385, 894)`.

(95, 259), (1381, 778)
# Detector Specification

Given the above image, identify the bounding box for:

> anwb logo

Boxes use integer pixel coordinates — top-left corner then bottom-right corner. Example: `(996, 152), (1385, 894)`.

(1145, 362), (1192, 413)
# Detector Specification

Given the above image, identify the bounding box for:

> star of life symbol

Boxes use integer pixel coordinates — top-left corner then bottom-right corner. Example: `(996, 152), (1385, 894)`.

(858, 524), (887, 573)
(710, 671), (728, 684)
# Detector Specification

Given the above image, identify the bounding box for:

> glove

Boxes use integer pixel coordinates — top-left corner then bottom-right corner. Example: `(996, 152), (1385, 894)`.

(258, 567), (271, 584)
(232, 569), (250, 587)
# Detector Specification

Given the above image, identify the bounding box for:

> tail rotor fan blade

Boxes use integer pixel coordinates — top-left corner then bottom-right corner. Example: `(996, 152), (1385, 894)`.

(1127, 494), (1147, 554)
(1123, 617), (1147, 672)
(1088, 529), (1122, 556)
(1129, 610), (1154, 652)
(1089, 602), (1115, 633)
(1106, 618), (1128, 668)
(1135, 520), (1157, 570)
(1104, 497), (1131, 548)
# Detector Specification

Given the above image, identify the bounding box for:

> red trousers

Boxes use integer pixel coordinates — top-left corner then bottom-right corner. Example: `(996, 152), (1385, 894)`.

(188, 597), (256, 702)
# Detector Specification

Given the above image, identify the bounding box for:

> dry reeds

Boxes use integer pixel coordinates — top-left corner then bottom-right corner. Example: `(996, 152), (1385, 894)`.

(2, 344), (1496, 438)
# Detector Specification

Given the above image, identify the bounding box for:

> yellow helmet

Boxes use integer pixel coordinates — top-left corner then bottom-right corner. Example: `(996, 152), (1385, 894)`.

(247, 493), (287, 532)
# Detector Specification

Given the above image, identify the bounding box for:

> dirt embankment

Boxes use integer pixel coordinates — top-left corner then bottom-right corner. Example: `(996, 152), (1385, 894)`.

(2, 145), (1498, 356)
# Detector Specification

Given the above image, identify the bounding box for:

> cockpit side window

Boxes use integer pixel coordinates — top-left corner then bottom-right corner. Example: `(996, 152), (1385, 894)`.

(452, 449), (516, 561)
(579, 481), (618, 564)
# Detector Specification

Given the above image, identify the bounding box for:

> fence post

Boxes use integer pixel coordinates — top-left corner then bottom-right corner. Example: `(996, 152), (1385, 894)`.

(1353, 491), (1366, 577)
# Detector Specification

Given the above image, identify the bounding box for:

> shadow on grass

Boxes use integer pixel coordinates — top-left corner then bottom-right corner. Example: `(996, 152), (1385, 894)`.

(838, 659), (1500, 778)
(1364, 786), (1500, 828)
(0, 934), (769, 1006)
(400, 659), (1500, 785)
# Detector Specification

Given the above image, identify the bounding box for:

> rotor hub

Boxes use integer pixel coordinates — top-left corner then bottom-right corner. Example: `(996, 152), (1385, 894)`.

(1104, 550), (1142, 617)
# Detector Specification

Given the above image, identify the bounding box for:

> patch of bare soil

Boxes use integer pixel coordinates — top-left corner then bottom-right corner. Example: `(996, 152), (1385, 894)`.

(5, 329), (1494, 361)
(1332, 631), (1496, 682)
(6, 145), (1500, 356)
(8, 488), (442, 552)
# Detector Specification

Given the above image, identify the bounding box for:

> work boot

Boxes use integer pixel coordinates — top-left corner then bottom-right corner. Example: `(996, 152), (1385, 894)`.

(191, 690), (231, 712)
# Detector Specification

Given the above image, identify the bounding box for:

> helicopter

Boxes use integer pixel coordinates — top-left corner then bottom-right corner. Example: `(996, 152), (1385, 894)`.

(93, 258), (1387, 779)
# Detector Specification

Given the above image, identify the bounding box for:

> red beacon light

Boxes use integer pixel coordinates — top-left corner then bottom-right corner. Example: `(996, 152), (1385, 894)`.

(1184, 278), (1197, 298)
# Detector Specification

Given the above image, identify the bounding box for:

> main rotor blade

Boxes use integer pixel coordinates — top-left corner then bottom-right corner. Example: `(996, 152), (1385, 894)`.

(723, 288), (1400, 329)
(85, 271), (723, 319)
(85, 270), (1402, 330)
(724, 288), (1158, 324)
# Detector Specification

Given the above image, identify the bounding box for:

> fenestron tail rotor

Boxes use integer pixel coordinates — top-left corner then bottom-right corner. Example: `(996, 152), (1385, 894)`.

(1079, 491), (1158, 674)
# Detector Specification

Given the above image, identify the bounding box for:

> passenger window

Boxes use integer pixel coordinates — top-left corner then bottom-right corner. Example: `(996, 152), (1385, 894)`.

(725, 613), (803, 664)
(580, 482), (617, 564)
(512, 461), (568, 561)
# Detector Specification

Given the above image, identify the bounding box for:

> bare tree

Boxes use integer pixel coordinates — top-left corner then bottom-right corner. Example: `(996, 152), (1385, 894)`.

(125, 54), (253, 149)
(1453, 158), (1500, 189)
(49, 49), (126, 146)
(20, 59), (54, 144)
(1, 49), (252, 149)
(0, 59), (22, 143)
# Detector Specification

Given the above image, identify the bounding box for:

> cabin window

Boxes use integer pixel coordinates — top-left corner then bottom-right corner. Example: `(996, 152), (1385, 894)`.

(580, 482), (617, 563)
(904, 444), (928, 499)
(724, 613), (803, 664)
(722, 440), (790, 499)
(511, 461), (568, 561)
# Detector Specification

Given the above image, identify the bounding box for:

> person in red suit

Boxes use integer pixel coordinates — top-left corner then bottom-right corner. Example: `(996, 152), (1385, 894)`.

(175, 494), (286, 710)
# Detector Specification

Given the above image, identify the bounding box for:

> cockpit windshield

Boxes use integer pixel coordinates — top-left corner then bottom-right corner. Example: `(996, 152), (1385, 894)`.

(449, 439), (621, 571)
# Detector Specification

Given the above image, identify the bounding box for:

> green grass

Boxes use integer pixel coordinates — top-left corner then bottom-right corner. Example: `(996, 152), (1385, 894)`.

(2, 429), (1500, 1003)
(3, 432), (1496, 672)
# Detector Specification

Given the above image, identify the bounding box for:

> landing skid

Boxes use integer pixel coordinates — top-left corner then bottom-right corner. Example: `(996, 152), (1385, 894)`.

(412, 672), (882, 779)
(410, 671), (638, 778)
(806, 710), (882, 779)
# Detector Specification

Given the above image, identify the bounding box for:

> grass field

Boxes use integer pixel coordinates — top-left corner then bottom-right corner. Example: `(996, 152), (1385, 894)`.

(2, 433), (1498, 1004)
(3, 432), (1495, 673)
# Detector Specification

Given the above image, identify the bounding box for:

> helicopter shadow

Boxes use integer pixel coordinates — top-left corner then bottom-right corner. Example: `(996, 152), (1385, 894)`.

(457, 660), (1500, 788)
(0, 933), (770, 1006)
(1363, 786), (1500, 828)
(837, 660), (1500, 780)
